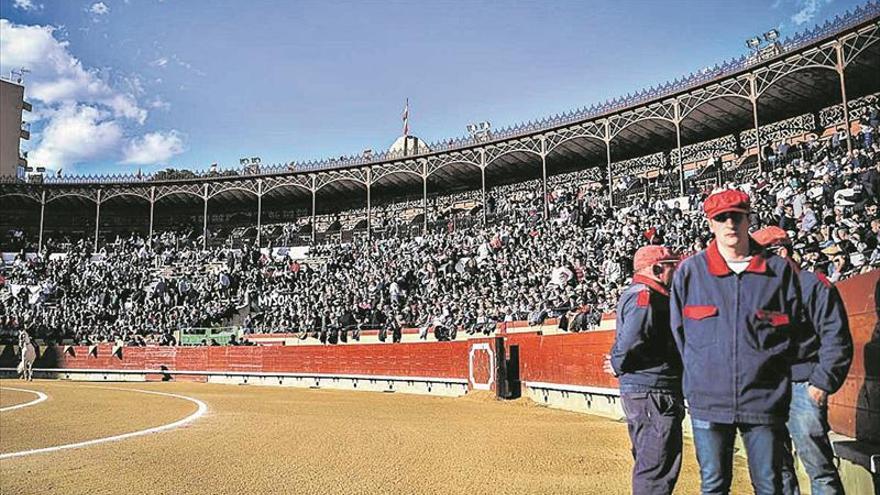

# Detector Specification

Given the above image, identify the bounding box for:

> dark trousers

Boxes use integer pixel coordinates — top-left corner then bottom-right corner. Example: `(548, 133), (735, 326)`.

(621, 390), (684, 495)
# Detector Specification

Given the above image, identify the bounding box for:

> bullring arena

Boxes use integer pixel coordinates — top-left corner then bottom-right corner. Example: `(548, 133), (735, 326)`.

(1, 380), (748, 495)
(2, 2), (880, 494)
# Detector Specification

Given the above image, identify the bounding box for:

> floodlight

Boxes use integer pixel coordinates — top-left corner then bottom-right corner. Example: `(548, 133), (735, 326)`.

(764, 29), (779, 42)
(746, 37), (761, 49)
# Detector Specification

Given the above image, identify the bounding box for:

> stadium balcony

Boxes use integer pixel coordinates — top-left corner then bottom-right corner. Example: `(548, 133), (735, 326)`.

(1, 4), (878, 251)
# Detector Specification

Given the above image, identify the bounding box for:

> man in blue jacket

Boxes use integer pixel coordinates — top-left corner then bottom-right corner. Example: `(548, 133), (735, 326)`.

(670, 189), (805, 494)
(752, 226), (852, 495)
(607, 244), (683, 495)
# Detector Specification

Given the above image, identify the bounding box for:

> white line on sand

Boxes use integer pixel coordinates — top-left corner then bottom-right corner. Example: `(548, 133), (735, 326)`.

(0, 387), (48, 413)
(0, 388), (207, 460)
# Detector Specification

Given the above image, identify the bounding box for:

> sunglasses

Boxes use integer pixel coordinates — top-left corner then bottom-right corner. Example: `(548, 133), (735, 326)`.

(712, 211), (746, 223)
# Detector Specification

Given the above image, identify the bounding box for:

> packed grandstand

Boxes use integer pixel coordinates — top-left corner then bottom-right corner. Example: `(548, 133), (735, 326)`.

(0, 4), (878, 348)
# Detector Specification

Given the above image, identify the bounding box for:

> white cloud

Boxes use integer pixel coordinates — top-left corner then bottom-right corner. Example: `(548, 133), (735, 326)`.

(29, 104), (124, 169)
(151, 57), (169, 68)
(0, 19), (147, 123)
(1, 19), (185, 172)
(791, 0), (832, 26)
(13, 0), (43, 11)
(148, 96), (171, 110)
(122, 131), (185, 165)
(89, 2), (109, 15)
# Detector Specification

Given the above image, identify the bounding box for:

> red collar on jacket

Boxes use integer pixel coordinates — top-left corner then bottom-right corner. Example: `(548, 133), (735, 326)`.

(632, 274), (669, 296)
(705, 239), (768, 276)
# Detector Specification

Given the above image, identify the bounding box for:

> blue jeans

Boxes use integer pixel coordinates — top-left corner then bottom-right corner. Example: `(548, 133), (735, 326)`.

(691, 419), (789, 494)
(781, 381), (844, 495)
(621, 391), (684, 495)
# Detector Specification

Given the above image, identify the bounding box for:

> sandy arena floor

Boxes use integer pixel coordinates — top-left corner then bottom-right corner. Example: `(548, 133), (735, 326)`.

(0, 379), (750, 494)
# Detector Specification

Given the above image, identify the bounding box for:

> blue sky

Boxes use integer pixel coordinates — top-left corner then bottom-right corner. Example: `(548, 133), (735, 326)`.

(0, 0), (866, 176)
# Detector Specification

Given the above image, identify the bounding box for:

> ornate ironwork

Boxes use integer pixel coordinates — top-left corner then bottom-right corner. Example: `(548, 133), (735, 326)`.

(608, 102), (676, 139)
(753, 46), (838, 96)
(372, 160), (425, 183)
(544, 121), (606, 154)
(740, 113), (817, 149)
(314, 168), (369, 192)
(819, 92), (879, 127)
(671, 134), (739, 165)
(154, 183), (205, 202)
(614, 152), (665, 176)
(261, 175), (313, 195)
(841, 22), (880, 66)
(483, 137), (542, 166)
(678, 77), (751, 120)
(425, 149), (482, 177)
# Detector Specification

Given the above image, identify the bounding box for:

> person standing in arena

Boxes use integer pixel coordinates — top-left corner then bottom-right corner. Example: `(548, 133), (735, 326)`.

(670, 190), (805, 494)
(606, 245), (683, 495)
(752, 226), (852, 495)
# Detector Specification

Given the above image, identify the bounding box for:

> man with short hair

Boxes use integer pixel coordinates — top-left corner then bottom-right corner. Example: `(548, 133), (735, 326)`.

(670, 189), (805, 494)
(606, 245), (683, 495)
(753, 226), (852, 495)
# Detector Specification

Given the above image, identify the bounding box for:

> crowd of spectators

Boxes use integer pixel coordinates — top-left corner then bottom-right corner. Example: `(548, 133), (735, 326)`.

(1, 108), (878, 347)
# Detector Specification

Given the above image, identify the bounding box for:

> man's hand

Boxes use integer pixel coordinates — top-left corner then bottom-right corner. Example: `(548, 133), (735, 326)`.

(602, 354), (618, 377)
(808, 385), (828, 406)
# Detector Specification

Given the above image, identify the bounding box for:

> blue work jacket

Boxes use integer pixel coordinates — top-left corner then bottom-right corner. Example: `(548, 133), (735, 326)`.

(610, 275), (682, 393)
(670, 240), (805, 425)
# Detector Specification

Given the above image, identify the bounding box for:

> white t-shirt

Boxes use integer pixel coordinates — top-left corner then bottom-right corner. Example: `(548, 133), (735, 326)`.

(725, 256), (752, 274)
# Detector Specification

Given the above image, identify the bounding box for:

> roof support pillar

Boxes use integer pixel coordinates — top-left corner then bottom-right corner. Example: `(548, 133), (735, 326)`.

(480, 149), (487, 226)
(148, 186), (155, 249)
(37, 190), (46, 253)
(310, 176), (316, 243)
(604, 120), (613, 207)
(94, 189), (102, 253)
(749, 74), (763, 173)
(835, 42), (852, 155)
(422, 162), (428, 235)
(540, 136), (549, 220)
(366, 169), (372, 242)
(202, 183), (209, 251)
(674, 100), (684, 197)
(256, 179), (263, 248)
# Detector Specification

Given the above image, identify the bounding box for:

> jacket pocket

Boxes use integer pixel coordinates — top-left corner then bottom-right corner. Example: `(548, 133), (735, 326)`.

(683, 304), (718, 349)
(749, 310), (792, 353)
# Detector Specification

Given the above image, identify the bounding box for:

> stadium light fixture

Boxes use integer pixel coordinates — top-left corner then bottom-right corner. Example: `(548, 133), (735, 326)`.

(763, 29), (779, 43)
(745, 37), (761, 50)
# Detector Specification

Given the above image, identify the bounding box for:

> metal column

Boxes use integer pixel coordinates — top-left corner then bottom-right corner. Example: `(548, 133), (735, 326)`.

(366, 169), (372, 241)
(540, 136), (549, 219)
(37, 190), (46, 252)
(310, 176), (316, 243)
(480, 149), (487, 225)
(148, 186), (155, 248)
(674, 101), (684, 196)
(604, 120), (613, 207)
(835, 42), (853, 154)
(202, 183), (208, 250)
(256, 179), (263, 248)
(93, 189), (102, 252)
(749, 75), (763, 173)
(422, 162), (428, 235)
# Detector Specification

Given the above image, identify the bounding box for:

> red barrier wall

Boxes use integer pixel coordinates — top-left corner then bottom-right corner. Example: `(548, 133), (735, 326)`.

(3, 270), (876, 443)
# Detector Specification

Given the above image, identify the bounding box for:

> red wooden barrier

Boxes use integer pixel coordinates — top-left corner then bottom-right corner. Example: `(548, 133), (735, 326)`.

(2, 270), (875, 443)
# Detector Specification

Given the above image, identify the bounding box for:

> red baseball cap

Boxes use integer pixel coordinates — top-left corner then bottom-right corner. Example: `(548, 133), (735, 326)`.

(633, 245), (679, 272)
(752, 226), (791, 247)
(703, 189), (751, 219)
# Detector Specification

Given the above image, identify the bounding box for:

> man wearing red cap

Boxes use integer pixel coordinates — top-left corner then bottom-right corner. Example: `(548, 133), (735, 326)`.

(752, 226), (852, 495)
(670, 189), (805, 494)
(607, 245), (683, 495)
